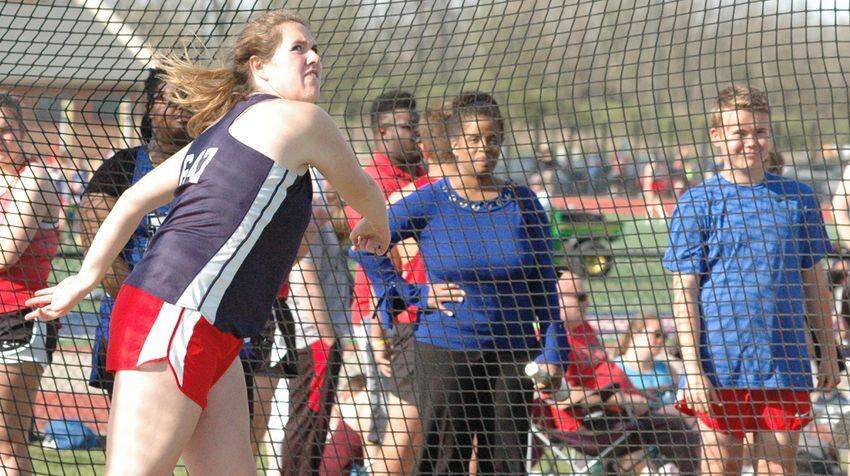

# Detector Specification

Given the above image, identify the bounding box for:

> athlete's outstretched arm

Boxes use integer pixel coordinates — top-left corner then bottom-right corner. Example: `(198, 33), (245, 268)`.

(25, 144), (191, 321)
(301, 108), (389, 255)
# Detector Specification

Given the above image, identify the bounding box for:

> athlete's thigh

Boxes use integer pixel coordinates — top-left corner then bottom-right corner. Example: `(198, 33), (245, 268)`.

(106, 361), (203, 476)
(181, 357), (255, 476)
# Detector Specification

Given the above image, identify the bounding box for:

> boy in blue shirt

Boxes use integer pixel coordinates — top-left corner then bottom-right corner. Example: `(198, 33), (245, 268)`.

(664, 85), (840, 476)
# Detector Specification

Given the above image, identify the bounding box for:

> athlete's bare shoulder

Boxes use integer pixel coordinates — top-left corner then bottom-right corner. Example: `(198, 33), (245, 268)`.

(229, 98), (338, 172)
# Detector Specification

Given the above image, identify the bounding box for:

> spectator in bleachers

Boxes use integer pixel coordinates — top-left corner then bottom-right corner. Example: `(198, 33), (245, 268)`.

(640, 159), (674, 220)
(79, 68), (190, 397)
(550, 272), (699, 475)
(343, 90), (425, 466)
(607, 149), (636, 196)
(0, 93), (63, 473)
(665, 85), (838, 476)
(352, 91), (570, 474)
(527, 145), (560, 210)
(612, 312), (679, 405)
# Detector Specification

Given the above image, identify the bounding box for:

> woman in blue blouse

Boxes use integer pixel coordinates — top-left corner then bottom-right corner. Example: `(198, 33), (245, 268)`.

(352, 92), (569, 474)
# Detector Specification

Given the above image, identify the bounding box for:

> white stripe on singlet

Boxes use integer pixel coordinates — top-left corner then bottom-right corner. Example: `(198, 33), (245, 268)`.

(175, 163), (297, 322)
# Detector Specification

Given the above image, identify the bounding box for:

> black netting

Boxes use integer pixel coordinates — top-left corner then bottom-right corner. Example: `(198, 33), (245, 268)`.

(1, 1), (850, 474)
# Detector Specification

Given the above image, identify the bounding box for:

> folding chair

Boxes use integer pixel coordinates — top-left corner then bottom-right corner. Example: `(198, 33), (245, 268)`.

(526, 387), (658, 475)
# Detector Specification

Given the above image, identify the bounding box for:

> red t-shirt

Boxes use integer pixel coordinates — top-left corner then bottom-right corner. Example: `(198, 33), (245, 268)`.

(0, 167), (60, 313)
(542, 322), (634, 432)
(345, 153), (425, 326)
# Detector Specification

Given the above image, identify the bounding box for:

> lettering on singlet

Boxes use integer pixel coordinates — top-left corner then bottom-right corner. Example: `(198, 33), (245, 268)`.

(179, 147), (218, 185)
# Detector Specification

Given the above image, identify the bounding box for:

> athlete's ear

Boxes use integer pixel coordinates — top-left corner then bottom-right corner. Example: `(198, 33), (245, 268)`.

(248, 55), (269, 82)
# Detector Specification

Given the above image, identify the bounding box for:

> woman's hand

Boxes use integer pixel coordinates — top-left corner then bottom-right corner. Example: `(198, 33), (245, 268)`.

(426, 282), (465, 317)
(24, 275), (95, 321)
(350, 218), (390, 255)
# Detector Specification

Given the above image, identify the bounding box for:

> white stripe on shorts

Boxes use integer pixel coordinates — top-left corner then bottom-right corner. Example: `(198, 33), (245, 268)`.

(136, 301), (183, 367)
(168, 309), (204, 386)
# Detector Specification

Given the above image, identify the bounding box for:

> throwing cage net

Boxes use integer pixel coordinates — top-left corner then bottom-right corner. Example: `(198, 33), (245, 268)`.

(1, 0), (850, 474)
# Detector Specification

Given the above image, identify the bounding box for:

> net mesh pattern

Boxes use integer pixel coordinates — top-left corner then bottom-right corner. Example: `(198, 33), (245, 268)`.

(1, 1), (850, 474)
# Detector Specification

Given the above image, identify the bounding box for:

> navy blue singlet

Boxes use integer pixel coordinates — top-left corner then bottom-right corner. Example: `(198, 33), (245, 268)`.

(125, 94), (313, 338)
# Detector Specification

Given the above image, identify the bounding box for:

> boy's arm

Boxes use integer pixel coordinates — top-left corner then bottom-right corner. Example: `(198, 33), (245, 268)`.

(802, 263), (840, 391)
(671, 272), (716, 415)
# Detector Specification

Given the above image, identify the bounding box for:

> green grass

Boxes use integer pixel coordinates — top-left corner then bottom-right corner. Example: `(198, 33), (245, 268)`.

(586, 217), (671, 318)
(30, 446), (190, 475)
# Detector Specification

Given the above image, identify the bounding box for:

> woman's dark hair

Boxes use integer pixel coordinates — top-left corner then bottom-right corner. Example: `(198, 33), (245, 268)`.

(446, 91), (505, 142)
(139, 68), (165, 142)
(0, 93), (25, 132)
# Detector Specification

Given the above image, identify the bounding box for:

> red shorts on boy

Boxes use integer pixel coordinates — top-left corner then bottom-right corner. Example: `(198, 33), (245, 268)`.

(106, 284), (243, 409)
(677, 388), (812, 439)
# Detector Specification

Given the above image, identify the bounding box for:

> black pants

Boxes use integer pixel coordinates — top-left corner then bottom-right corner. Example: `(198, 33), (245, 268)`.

(414, 342), (535, 475)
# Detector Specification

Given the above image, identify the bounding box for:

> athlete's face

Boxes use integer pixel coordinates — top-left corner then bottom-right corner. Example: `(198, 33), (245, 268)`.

(0, 108), (25, 171)
(256, 22), (322, 103)
(451, 114), (502, 179)
(710, 109), (771, 177)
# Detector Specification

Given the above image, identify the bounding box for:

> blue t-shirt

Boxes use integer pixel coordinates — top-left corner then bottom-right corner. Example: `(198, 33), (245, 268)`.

(613, 357), (675, 391)
(663, 173), (830, 390)
(351, 179), (570, 365)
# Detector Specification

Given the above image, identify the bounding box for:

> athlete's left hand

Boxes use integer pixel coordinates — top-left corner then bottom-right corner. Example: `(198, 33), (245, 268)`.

(24, 275), (94, 321)
(817, 351), (841, 392)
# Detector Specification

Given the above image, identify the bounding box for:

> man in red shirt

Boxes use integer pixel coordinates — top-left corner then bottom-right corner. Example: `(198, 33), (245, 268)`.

(346, 90), (424, 328)
(344, 91), (425, 458)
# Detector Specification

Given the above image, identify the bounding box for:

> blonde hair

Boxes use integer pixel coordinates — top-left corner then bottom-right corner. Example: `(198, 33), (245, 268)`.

(159, 9), (308, 137)
(419, 107), (454, 164)
(617, 312), (661, 356)
(710, 85), (770, 130)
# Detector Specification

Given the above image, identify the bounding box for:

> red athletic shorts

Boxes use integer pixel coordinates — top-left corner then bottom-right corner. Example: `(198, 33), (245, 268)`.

(677, 388), (812, 439)
(106, 284), (243, 409)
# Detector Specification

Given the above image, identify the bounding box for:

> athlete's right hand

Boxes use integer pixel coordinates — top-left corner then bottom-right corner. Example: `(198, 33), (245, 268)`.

(24, 275), (94, 321)
(682, 373), (717, 416)
(350, 218), (390, 255)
